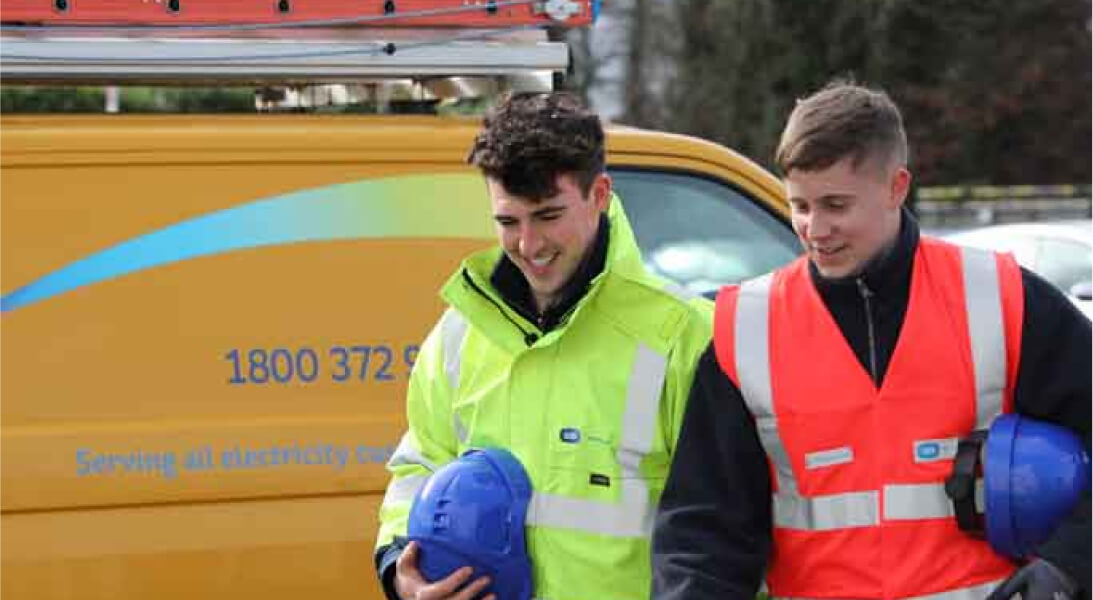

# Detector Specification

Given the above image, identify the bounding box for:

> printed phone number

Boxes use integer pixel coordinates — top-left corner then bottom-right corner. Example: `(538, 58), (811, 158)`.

(225, 344), (419, 385)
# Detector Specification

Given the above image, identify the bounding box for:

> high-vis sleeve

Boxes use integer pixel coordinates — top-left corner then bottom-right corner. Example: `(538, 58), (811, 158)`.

(375, 309), (465, 550)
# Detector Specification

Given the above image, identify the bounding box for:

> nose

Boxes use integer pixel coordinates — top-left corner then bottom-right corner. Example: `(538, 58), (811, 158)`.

(805, 212), (832, 240)
(518, 224), (544, 257)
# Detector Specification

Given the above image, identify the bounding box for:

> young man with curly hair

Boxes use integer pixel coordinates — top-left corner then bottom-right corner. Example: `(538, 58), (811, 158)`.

(374, 92), (712, 600)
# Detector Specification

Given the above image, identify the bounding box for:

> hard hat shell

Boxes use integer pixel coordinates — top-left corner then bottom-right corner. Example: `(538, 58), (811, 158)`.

(407, 447), (533, 600)
(984, 414), (1091, 559)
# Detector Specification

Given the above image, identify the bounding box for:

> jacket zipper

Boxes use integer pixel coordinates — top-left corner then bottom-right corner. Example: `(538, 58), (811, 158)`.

(461, 270), (540, 346)
(856, 277), (879, 385)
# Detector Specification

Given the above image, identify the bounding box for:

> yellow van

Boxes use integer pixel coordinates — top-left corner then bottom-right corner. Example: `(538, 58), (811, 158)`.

(1, 113), (796, 600)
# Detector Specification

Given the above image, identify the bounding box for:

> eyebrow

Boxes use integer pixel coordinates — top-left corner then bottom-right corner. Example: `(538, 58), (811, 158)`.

(494, 204), (566, 222)
(532, 205), (566, 217)
(789, 193), (854, 204)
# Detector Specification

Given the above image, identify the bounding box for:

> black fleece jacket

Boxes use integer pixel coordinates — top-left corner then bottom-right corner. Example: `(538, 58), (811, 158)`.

(652, 212), (1092, 600)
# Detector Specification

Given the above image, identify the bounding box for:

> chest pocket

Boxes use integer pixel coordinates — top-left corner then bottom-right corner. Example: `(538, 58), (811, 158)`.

(546, 339), (671, 495)
(547, 427), (668, 504)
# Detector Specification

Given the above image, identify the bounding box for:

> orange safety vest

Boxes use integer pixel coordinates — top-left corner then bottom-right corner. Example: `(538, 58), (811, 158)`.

(714, 238), (1024, 600)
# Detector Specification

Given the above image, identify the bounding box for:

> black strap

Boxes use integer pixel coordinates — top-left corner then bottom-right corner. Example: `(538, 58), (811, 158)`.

(945, 429), (989, 536)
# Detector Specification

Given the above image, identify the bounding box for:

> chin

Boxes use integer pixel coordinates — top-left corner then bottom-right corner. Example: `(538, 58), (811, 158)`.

(815, 264), (857, 281)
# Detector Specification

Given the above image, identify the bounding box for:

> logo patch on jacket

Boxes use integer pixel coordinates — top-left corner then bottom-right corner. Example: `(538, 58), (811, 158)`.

(913, 438), (958, 463)
(559, 427), (581, 443)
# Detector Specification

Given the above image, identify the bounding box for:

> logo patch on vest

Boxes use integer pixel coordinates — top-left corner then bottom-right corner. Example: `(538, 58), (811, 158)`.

(559, 428), (581, 444)
(913, 438), (958, 463)
(804, 446), (854, 470)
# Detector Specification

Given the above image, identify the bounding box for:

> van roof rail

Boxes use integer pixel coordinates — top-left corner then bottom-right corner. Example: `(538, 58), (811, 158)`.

(0, 29), (569, 85)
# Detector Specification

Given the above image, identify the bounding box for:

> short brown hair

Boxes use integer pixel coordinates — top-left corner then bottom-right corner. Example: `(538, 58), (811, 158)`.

(467, 91), (605, 201)
(775, 81), (908, 175)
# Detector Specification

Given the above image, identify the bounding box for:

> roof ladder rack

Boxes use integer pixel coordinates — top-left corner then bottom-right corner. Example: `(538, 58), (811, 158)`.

(0, 0), (594, 85)
(0, 0), (596, 28)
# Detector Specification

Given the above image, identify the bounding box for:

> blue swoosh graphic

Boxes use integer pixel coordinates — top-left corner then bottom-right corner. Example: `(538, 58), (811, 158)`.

(2, 173), (492, 313)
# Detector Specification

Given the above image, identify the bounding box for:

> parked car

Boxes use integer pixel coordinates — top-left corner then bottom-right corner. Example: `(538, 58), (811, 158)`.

(943, 220), (1093, 318)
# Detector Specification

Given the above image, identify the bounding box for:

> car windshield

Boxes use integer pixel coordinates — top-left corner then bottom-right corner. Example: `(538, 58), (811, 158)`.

(610, 169), (801, 294)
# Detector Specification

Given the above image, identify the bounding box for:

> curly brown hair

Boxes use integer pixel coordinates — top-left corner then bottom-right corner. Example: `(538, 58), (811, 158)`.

(467, 91), (605, 202)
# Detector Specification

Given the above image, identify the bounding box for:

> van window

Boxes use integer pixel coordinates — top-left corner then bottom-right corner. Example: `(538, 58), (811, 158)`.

(610, 169), (801, 293)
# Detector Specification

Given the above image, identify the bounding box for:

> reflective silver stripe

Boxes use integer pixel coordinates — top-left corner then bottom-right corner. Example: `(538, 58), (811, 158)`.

(774, 579), (1006, 600)
(735, 274), (775, 420)
(439, 308), (468, 392)
(527, 487), (650, 537)
(774, 490), (879, 531)
(736, 275), (802, 507)
(960, 247), (1006, 428)
(386, 433), (438, 472)
(883, 481), (987, 522)
(884, 483), (953, 520)
(526, 343), (667, 538)
(381, 473), (429, 506)
(757, 416), (797, 494)
(773, 577), (1001, 598)
(453, 413), (469, 445)
(906, 578), (1007, 600)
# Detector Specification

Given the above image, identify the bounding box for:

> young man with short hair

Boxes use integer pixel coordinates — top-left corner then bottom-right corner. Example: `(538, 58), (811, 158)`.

(652, 82), (1090, 600)
(375, 92), (712, 600)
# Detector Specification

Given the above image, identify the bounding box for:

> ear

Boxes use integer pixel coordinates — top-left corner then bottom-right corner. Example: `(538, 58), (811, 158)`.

(590, 173), (612, 212)
(889, 167), (911, 209)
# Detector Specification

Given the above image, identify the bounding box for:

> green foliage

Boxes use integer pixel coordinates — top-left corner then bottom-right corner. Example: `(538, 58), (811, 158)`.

(1, 86), (106, 113)
(621, 0), (1091, 186)
(1, 86), (255, 114)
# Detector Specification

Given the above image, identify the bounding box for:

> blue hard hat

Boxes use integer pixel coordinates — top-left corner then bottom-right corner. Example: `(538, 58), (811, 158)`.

(983, 414), (1091, 559)
(407, 448), (533, 600)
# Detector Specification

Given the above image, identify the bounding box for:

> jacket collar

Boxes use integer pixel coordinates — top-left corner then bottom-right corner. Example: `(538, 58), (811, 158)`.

(442, 194), (650, 347)
(488, 212), (609, 332)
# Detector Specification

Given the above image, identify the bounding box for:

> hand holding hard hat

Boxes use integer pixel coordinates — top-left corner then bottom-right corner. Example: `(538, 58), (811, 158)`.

(401, 448), (534, 600)
(947, 414), (1090, 600)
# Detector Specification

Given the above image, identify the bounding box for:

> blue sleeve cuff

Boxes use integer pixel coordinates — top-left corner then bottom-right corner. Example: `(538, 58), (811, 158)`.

(375, 537), (409, 600)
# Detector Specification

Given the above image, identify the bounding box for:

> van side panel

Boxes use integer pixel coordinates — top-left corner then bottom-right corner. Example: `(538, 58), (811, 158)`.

(2, 117), (493, 600)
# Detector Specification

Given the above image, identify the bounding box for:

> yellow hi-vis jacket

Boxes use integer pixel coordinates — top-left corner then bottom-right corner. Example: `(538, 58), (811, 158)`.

(376, 197), (712, 600)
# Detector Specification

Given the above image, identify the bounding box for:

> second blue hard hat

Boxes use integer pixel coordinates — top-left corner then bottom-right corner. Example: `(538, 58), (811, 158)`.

(984, 414), (1090, 558)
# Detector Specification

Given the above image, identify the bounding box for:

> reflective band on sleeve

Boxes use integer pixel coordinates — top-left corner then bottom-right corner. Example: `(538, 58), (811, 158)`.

(386, 433), (438, 472)
(440, 308), (469, 392)
(883, 483), (953, 520)
(960, 247), (1006, 428)
(453, 413), (469, 445)
(774, 490), (879, 531)
(526, 343), (667, 538)
(381, 473), (429, 507)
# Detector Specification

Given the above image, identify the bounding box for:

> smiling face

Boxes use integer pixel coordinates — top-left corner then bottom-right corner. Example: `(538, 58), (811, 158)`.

(785, 157), (910, 279)
(489, 172), (611, 313)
